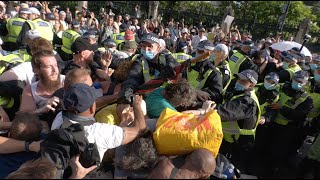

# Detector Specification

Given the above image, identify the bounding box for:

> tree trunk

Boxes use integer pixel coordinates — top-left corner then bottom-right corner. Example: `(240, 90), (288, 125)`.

(148, 1), (159, 20)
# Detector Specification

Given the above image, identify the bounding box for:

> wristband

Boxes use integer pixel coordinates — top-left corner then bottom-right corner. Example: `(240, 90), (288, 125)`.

(25, 141), (30, 152)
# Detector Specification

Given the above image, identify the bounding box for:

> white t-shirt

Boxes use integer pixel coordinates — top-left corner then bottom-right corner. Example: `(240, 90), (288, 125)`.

(11, 62), (36, 86)
(51, 112), (124, 161)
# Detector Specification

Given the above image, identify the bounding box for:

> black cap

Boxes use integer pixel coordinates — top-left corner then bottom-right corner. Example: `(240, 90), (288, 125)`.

(103, 38), (116, 47)
(293, 70), (309, 84)
(82, 31), (96, 39)
(280, 51), (297, 62)
(236, 69), (258, 84)
(71, 20), (80, 28)
(119, 23), (129, 32)
(141, 33), (160, 44)
(63, 83), (102, 113)
(264, 72), (279, 84)
(203, 41), (214, 51)
(46, 13), (55, 20)
(241, 40), (254, 47)
(71, 37), (93, 54)
(290, 47), (300, 53)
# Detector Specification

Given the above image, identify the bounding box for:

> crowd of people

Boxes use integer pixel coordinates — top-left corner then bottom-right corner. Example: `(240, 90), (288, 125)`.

(0, 1), (319, 179)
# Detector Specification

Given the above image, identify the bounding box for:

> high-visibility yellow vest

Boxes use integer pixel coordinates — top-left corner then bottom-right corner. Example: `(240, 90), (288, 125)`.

(172, 52), (192, 63)
(216, 61), (232, 93)
(254, 83), (280, 115)
(0, 53), (24, 74)
(187, 68), (213, 90)
(274, 90), (309, 126)
(61, 29), (80, 55)
(27, 18), (54, 43)
(229, 50), (250, 76)
(112, 32), (125, 47)
(5, 17), (26, 43)
(285, 64), (302, 80)
(307, 78), (320, 119)
(221, 90), (261, 143)
(17, 49), (32, 62)
(140, 54), (167, 82)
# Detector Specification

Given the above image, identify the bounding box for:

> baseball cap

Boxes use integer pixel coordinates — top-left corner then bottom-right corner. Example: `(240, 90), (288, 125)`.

(141, 33), (161, 45)
(203, 41), (214, 51)
(103, 39), (116, 47)
(264, 72), (279, 84)
(123, 41), (137, 50)
(214, 44), (229, 56)
(181, 28), (188, 34)
(197, 40), (207, 51)
(20, 8), (31, 14)
(236, 69), (258, 84)
(71, 37), (93, 54)
(295, 52), (305, 59)
(292, 70), (309, 84)
(63, 83), (102, 113)
(82, 31), (96, 39)
(71, 20), (80, 28)
(281, 51), (297, 62)
(29, 7), (40, 15)
(120, 23), (129, 32)
(241, 40), (254, 48)
(26, 30), (41, 40)
(124, 30), (134, 41)
(164, 28), (170, 32)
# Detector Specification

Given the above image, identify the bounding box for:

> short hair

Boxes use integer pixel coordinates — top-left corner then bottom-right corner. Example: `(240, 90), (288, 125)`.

(113, 61), (134, 83)
(28, 37), (53, 54)
(186, 148), (216, 176)
(10, 112), (42, 142)
(64, 68), (92, 90)
(114, 131), (160, 171)
(31, 50), (55, 70)
(6, 158), (57, 179)
(165, 78), (196, 107)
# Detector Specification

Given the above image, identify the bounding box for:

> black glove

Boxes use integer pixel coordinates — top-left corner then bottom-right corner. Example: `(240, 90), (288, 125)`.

(160, 66), (176, 80)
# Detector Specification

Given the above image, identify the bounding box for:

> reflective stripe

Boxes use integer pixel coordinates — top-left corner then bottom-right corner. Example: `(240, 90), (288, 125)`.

(216, 61), (232, 93)
(286, 65), (302, 80)
(222, 90), (261, 143)
(61, 30), (80, 54)
(6, 18), (26, 43)
(173, 53), (192, 63)
(187, 69), (213, 90)
(28, 19), (54, 43)
(275, 91), (309, 126)
(229, 50), (248, 76)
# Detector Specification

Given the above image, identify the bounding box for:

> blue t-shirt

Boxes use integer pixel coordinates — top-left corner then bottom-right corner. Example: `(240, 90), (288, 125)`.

(145, 87), (177, 118)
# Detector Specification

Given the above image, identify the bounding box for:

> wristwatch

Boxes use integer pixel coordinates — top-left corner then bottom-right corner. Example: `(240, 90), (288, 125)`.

(25, 141), (31, 152)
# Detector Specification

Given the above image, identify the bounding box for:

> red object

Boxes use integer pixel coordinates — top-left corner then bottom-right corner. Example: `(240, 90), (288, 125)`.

(124, 30), (134, 40)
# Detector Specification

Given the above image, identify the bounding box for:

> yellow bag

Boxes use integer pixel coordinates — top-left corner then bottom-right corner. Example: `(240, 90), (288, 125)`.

(153, 108), (223, 157)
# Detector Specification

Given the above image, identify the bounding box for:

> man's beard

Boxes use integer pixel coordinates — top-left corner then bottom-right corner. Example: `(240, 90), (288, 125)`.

(39, 73), (62, 92)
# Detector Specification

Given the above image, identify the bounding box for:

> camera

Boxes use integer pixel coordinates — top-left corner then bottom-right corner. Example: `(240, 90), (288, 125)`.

(304, 34), (311, 41)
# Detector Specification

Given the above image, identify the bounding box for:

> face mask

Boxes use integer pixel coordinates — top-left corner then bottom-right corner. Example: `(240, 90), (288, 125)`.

(234, 82), (246, 91)
(141, 49), (156, 60)
(282, 61), (289, 69)
(310, 64), (317, 71)
(264, 82), (276, 90)
(315, 74), (320, 82)
(291, 81), (303, 90)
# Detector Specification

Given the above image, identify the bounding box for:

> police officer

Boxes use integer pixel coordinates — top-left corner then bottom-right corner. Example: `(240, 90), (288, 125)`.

(120, 33), (179, 103)
(217, 69), (260, 174)
(229, 40), (259, 77)
(2, 7), (31, 51)
(270, 70), (313, 175)
(172, 42), (192, 63)
(16, 7), (54, 49)
(276, 51), (301, 83)
(187, 40), (224, 104)
(58, 21), (81, 61)
(211, 44), (231, 93)
(306, 66), (320, 121)
(253, 72), (280, 175)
